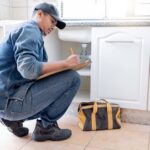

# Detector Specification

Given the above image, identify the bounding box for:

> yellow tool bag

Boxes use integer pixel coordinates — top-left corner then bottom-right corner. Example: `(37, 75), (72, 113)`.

(78, 99), (121, 131)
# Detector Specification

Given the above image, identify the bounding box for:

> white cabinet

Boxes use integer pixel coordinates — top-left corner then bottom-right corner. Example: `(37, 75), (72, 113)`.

(91, 27), (150, 110)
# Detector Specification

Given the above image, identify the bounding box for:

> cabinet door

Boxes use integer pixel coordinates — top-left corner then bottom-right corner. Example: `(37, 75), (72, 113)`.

(91, 27), (150, 110)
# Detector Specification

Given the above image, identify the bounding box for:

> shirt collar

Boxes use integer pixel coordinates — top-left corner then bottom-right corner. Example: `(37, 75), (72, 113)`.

(29, 19), (45, 35)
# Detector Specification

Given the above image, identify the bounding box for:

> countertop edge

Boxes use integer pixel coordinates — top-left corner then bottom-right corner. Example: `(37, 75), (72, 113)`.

(65, 20), (150, 27)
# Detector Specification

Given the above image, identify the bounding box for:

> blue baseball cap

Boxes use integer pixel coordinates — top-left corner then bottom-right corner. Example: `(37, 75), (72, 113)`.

(34, 2), (66, 29)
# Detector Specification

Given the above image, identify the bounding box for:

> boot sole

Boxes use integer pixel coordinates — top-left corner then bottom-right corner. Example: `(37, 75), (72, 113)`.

(32, 134), (72, 142)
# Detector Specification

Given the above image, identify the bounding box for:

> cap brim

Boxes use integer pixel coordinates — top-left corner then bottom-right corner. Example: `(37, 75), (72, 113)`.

(51, 15), (66, 29)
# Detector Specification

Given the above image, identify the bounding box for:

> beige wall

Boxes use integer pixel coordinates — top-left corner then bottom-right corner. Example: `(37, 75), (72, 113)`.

(0, 0), (58, 20)
(11, 0), (58, 20)
(0, 0), (10, 20)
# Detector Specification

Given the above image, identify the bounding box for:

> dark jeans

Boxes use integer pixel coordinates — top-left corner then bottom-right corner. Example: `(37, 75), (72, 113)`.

(3, 70), (80, 127)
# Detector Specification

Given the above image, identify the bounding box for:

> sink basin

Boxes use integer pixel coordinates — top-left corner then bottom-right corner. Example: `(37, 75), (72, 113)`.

(58, 27), (91, 43)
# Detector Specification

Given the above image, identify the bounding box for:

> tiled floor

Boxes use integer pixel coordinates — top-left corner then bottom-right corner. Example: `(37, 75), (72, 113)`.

(0, 114), (150, 150)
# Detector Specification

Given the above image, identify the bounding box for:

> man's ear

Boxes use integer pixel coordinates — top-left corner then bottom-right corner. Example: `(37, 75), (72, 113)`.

(37, 10), (43, 17)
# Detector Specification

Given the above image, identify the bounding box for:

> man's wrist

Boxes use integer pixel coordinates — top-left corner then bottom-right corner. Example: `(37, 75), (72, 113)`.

(62, 60), (68, 68)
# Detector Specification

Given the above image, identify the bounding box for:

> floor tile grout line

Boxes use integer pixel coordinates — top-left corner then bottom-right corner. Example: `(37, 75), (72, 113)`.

(148, 127), (150, 150)
(18, 138), (32, 150)
(84, 131), (97, 150)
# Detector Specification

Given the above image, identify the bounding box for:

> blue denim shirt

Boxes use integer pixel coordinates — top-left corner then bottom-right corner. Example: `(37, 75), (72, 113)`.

(0, 20), (48, 112)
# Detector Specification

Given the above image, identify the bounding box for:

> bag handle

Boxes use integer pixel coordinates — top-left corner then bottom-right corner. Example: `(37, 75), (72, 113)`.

(94, 98), (109, 104)
(101, 99), (108, 103)
(91, 101), (98, 130)
(100, 99), (113, 129)
(106, 102), (113, 129)
(93, 99), (113, 130)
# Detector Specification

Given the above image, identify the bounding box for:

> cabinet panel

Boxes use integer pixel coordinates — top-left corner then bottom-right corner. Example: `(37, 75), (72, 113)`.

(91, 27), (150, 110)
(99, 33), (141, 100)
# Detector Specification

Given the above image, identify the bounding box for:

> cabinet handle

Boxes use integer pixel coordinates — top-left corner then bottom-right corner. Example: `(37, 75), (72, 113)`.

(105, 41), (135, 43)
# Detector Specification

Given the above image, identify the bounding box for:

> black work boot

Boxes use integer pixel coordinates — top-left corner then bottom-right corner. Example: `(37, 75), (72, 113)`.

(32, 120), (72, 141)
(0, 118), (29, 137)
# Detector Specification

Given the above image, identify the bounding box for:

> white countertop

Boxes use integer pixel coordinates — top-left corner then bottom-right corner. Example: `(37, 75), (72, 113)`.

(1, 19), (150, 28)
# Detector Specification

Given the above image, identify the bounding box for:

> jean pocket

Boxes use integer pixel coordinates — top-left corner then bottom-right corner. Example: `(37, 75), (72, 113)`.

(10, 82), (35, 101)
(8, 99), (23, 113)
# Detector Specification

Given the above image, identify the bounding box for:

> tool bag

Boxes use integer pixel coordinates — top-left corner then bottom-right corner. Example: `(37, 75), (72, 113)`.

(78, 99), (121, 131)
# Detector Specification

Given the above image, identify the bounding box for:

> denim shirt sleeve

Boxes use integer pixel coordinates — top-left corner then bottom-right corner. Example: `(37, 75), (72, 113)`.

(13, 26), (43, 80)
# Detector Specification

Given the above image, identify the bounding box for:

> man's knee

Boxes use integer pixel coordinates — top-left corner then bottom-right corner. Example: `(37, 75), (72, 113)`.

(67, 70), (81, 87)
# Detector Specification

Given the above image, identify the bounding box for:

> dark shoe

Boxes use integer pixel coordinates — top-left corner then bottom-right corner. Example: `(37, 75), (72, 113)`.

(0, 118), (29, 137)
(32, 120), (72, 141)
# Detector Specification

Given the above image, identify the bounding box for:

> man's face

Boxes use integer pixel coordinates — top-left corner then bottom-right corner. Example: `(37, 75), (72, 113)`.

(39, 11), (57, 36)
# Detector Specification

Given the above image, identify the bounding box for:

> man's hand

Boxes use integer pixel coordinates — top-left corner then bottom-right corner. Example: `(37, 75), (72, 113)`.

(41, 54), (80, 75)
(65, 54), (80, 68)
